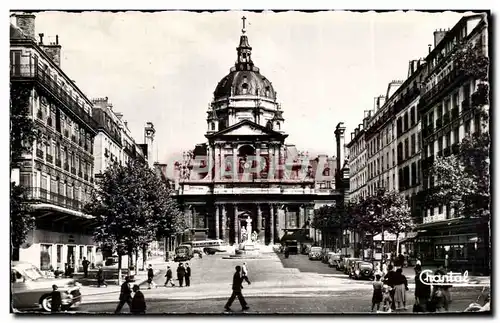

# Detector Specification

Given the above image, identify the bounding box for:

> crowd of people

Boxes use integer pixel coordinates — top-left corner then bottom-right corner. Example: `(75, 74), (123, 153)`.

(371, 258), (453, 313)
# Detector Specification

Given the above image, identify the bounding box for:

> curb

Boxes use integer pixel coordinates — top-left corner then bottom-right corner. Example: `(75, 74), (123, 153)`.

(81, 270), (161, 297)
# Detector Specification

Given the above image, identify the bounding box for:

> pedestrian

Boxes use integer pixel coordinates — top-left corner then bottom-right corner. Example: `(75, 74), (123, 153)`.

(185, 263), (191, 287)
(371, 274), (383, 312)
(177, 263), (186, 287)
(415, 254), (422, 266)
(82, 257), (90, 278)
(444, 254), (449, 271)
(164, 266), (175, 287)
(398, 253), (405, 268)
(97, 265), (107, 287)
(381, 262), (388, 277)
(115, 276), (133, 313)
(224, 266), (250, 312)
(381, 284), (393, 313)
(413, 265), (431, 312)
(241, 262), (251, 285)
(432, 266), (452, 312)
(131, 284), (147, 314)
(393, 268), (409, 310)
(147, 264), (157, 289)
(54, 266), (64, 278)
(50, 284), (62, 313)
(383, 264), (397, 310)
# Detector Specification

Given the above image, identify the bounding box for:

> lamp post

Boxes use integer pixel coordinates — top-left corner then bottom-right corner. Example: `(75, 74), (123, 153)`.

(371, 196), (385, 264)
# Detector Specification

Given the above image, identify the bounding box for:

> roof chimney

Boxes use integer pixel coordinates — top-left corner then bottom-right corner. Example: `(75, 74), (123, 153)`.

(15, 13), (36, 40)
(40, 35), (62, 67)
(433, 29), (447, 47)
(38, 33), (44, 45)
(428, 44), (432, 53)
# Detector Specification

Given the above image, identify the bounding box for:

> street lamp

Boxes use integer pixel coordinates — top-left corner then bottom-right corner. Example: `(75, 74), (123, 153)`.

(370, 196), (385, 264)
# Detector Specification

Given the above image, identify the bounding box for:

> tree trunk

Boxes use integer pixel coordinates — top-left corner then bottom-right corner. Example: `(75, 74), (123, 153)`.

(127, 249), (132, 277)
(371, 233), (375, 266)
(134, 248), (139, 273)
(118, 254), (123, 285)
(142, 245), (147, 271)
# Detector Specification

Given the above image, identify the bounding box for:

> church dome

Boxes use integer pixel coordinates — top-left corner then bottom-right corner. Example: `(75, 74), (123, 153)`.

(214, 70), (276, 100)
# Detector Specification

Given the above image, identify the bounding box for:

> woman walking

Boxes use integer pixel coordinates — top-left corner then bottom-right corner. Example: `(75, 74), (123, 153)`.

(393, 268), (409, 310)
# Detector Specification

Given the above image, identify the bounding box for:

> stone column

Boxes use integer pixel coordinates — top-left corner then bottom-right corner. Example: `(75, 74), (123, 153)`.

(232, 143), (238, 181)
(215, 144), (221, 180)
(269, 204), (275, 244)
(276, 205), (282, 241)
(220, 144), (226, 180)
(273, 144), (279, 179)
(215, 205), (220, 240)
(257, 204), (263, 242)
(283, 205), (287, 230)
(267, 144), (274, 180)
(221, 204), (227, 241)
(233, 204), (239, 245)
(299, 204), (305, 228)
(191, 206), (196, 229)
(255, 143), (261, 180)
(207, 144), (213, 181)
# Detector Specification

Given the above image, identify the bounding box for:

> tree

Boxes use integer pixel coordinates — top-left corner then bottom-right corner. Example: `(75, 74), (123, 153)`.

(85, 159), (178, 283)
(349, 189), (413, 263)
(10, 82), (38, 258)
(10, 182), (35, 259)
(311, 203), (351, 251)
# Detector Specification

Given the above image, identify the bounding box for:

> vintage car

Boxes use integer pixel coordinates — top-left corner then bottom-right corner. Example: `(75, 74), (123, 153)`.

(349, 261), (374, 280)
(11, 262), (82, 312)
(343, 257), (362, 274)
(308, 247), (323, 260)
(301, 244), (313, 255)
(328, 253), (342, 268)
(174, 244), (194, 262)
(321, 248), (333, 263)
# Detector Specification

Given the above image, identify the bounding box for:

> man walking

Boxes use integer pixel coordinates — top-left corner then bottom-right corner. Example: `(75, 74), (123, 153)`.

(82, 257), (90, 278)
(241, 262), (251, 285)
(164, 266), (175, 287)
(115, 276), (133, 313)
(147, 264), (157, 289)
(50, 285), (62, 313)
(130, 284), (147, 314)
(177, 263), (186, 287)
(224, 266), (250, 312)
(185, 263), (191, 287)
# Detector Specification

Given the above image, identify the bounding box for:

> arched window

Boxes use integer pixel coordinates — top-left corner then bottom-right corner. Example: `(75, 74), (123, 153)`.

(242, 83), (249, 94)
(266, 120), (273, 130)
(276, 122), (281, 130)
(211, 122), (215, 131)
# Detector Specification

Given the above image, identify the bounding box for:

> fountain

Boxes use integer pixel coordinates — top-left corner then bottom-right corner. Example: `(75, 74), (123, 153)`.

(223, 215), (261, 259)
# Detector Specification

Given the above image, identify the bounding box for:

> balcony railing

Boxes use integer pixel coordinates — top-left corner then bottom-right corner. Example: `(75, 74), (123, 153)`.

(420, 68), (465, 107)
(36, 149), (44, 159)
(10, 64), (98, 131)
(25, 187), (84, 211)
(55, 158), (61, 167)
(46, 154), (53, 163)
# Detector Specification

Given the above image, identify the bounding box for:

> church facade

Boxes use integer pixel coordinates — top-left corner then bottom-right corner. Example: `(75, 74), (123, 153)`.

(172, 20), (348, 246)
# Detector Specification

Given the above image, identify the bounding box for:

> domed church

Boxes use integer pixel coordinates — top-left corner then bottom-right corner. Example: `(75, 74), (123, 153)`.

(171, 18), (348, 248)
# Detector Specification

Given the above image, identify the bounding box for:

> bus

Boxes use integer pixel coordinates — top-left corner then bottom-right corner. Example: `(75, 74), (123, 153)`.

(183, 239), (227, 255)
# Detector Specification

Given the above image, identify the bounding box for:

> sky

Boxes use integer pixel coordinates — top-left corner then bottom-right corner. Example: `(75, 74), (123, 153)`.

(30, 10), (469, 174)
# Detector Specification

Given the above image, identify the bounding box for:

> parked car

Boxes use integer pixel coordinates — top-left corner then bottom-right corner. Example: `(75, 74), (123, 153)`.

(336, 254), (352, 271)
(321, 248), (333, 263)
(349, 261), (374, 280)
(284, 241), (299, 254)
(308, 247), (323, 260)
(104, 256), (119, 266)
(301, 244), (312, 255)
(343, 257), (362, 274)
(328, 253), (341, 268)
(11, 262), (82, 312)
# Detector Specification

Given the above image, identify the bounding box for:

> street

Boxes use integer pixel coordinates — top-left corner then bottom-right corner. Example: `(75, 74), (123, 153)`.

(72, 250), (489, 314)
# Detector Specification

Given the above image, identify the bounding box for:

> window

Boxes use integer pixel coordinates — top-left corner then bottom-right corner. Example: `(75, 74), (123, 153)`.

(410, 106), (416, 126)
(453, 127), (460, 145)
(438, 136), (443, 153)
(411, 162), (417, 186)
(465, 119), (471, 135)
(411, 134), (416, 156)
(404, 138), (409, 160)
(40, 244), (52, 271)
(445, 132), (451, 148)
(392, 149), (395, 166)
(474, 114), (481, 134)
(403, 112), (409, 132)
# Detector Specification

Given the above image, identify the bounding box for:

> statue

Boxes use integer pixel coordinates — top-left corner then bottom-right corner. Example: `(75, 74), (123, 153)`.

(251, 231), (258, 242)
(246, 216), (252, 239)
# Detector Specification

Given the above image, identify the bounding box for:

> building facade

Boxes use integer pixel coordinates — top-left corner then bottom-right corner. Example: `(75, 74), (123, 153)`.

(417, 14), (488, 269)
(10, 13), (99, 271)
(171, 22), (344, 247)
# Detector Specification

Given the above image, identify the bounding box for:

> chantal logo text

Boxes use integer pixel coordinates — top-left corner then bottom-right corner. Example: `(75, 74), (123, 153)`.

(419, 269), (470, 286)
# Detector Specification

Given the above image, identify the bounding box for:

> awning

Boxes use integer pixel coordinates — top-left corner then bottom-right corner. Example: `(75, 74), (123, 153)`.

(280, 229), (314, 243)
(399, 232), (419, 243)
(373, 231), (398, 241)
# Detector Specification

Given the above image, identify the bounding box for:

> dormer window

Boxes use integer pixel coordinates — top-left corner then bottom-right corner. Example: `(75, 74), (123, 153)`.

(276, 121), (281, 130)
(242, 83), (249, 94)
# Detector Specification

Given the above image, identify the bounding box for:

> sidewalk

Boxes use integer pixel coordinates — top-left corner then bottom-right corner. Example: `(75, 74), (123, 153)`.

(401, 266), (491, 284)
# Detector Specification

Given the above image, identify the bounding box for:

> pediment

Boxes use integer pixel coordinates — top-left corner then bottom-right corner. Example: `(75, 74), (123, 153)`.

(223, 123), (269, 136)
